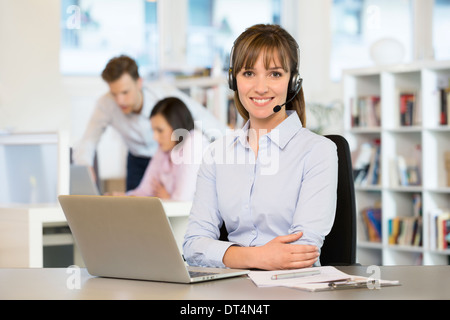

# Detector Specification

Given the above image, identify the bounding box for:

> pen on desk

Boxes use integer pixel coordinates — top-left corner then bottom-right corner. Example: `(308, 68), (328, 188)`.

(271, 269), (321, 280)
(328, 280), (372, 290)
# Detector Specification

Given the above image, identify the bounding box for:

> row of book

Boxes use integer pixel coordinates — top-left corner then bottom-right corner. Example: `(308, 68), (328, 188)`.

(360, 194), (422, 245)
(427, 208), (450, 250)
(388, 216), (423, 247)
(359, 206), (382, 242)
(439, 82), (450, 125)
(350, 84), (450, 128)
(353, 139), (381, 186)
(349, 91), (421, 128)
(396, 156), (421, 186)
(391, 145), (422, 187)
(388, 193), (422, 247)
(350, 96), (381, 128)
(446, 151), (450, 187)
(353, 142), (422, 187)
(399, 91), (421, 126)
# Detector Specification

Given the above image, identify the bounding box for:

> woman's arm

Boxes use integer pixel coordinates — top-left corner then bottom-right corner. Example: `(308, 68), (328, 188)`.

(126, 149), (163, 197)
(289, 137), (338, 249)
(223, 232), (319, 270)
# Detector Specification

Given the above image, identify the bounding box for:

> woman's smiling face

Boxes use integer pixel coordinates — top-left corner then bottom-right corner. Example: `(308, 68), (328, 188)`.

(236, 51), (290, 123)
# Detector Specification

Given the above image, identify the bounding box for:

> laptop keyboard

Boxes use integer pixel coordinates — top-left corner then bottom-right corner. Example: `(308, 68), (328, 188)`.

(189, 271), (218, 278)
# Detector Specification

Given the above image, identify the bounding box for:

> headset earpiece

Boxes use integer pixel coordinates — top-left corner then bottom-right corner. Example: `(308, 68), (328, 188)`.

(228, 67), (237, 91)
(288, 46), (302, 93)
(289, 72), (302, 94)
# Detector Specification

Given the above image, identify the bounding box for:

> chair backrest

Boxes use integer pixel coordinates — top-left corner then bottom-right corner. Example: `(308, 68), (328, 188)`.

(320, 135), (356, 266)
(219, 134), (357, 266)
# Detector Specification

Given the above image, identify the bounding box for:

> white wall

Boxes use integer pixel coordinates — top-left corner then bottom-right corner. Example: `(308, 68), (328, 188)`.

(0, 0), (376, 179)
(296, 0), (342, 105)
(289, 0), (343, 134)
(0, 1), (70, 133)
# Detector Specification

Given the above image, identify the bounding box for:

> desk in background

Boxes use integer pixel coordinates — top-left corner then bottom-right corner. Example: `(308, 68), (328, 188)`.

(0, 200), (192, 268)
(0, 265), (448, 300)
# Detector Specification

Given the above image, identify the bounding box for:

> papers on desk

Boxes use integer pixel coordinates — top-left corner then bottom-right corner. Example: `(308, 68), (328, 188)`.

(248, 266), (400, 292)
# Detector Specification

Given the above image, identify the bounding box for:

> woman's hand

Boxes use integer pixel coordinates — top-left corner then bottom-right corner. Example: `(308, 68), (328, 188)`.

(255, 232), (319, 270)
(223, 232), (319, 270)
(151, 179), (170, 199)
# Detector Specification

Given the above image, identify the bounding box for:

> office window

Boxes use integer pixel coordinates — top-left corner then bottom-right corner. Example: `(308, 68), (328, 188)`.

(331, 0), (413, 81)
(186, 0), (281, 70)
(433, 0), (450, 60)
(60, 0), (158, 77)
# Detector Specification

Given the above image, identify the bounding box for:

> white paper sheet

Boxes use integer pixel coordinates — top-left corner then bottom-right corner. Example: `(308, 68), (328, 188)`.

(248, 266), (400, 292)
(248, 266), (351, 287)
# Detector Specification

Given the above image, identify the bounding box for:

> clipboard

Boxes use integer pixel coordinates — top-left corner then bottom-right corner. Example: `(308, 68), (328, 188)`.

(289, 276), (401, 292)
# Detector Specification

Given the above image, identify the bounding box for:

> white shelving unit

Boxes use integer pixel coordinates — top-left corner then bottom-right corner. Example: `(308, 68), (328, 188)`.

(343, 60), (450, 266)
(171, 75), (232, 127)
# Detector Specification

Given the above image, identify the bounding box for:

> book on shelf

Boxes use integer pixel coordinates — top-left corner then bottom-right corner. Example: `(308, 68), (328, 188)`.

(394, 144), (422, 187)
(353, 139), (381, 187)
(412, 193), (422, 217)
(388, 193), (422, 247)
(445, 151), (450, 187)
(350, 95), (381, 128)
(427, 208), (450, 250)
(439, 80), (450, 125)
(360, 206), (382, 243)
(388, 216), (422, 247)
(398, 89), (421, 127)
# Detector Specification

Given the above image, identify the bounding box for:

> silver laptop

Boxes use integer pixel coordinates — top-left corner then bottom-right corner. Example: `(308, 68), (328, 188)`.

(58, 195), (249, 283)
(69, 165), (100, 196)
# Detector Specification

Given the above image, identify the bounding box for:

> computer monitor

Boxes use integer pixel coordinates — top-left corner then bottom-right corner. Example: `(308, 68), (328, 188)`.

(0, 132), (69, 204)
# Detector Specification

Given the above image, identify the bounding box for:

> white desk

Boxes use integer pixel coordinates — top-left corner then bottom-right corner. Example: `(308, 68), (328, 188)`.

(0, 266), (448, 300)
(0, 200), (192, 268)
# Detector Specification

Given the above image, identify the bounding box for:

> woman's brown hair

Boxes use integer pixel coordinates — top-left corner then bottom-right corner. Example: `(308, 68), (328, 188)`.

(229, 24), (306, 126)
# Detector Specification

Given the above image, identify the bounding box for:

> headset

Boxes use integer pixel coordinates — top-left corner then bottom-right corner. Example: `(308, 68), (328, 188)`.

(228, 44), (303, 111)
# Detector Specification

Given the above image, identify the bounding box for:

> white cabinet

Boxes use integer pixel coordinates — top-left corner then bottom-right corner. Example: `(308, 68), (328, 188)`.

(344, 61), (450, 266)
(0, 202), (192, 268)
(171, 75), (242, 128)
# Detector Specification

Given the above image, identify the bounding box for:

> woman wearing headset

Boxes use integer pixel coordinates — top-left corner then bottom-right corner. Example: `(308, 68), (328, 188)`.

(183, 24), (338, 270)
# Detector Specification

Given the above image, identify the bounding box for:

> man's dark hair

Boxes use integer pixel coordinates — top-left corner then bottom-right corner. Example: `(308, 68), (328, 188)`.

(101, 55), (140, 82)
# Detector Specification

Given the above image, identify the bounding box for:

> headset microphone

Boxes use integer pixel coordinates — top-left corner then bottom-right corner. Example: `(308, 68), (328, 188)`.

(273, 96), (293, 113)
(273, 78), (303, 113)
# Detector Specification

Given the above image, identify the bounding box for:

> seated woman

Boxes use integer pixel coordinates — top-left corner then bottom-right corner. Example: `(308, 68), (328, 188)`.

(183, 24), (338, 270)
(126, 97), (209, 201)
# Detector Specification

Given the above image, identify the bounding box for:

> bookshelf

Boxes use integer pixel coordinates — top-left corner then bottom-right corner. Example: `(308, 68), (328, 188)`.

(343, 60), (450, 266)
(171, 75), (242, 128)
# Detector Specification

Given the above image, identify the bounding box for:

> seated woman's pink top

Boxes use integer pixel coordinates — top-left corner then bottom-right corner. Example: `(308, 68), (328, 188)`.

(126, 129), (208, 201)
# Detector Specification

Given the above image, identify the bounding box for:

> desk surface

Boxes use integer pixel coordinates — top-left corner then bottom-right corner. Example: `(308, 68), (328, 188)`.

(0, 265), (449, 300)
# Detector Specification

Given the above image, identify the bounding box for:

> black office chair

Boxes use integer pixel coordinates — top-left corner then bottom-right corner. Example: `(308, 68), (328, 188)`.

(320, 135), (356, 266)
(219, 134), (357, 266)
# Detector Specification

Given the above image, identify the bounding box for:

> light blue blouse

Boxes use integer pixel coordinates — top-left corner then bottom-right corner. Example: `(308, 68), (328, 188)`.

(183, 111), (338, 268)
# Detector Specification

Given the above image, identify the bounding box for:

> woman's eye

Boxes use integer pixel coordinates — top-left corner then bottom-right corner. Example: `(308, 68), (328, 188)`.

(242, 71), (253, 77)
(271, 71), (282, 78)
